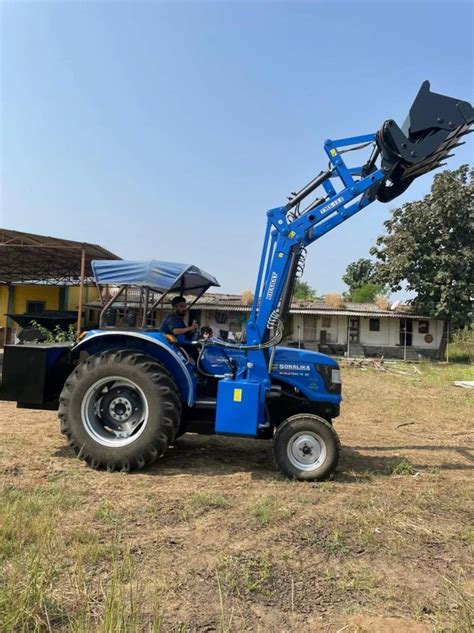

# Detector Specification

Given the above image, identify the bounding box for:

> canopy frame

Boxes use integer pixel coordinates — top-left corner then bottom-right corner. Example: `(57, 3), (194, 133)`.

(93, 259), (219, 331)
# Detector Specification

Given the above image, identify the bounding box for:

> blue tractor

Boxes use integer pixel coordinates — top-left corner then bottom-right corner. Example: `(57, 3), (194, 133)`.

(1, 82), (472, 480)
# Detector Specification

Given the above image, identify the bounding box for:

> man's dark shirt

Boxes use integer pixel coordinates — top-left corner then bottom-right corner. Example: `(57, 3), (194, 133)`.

(159, 313), (186, 335)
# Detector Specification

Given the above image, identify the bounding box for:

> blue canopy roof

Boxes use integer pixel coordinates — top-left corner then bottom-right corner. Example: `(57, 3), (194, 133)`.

(91, 260), (219, 295)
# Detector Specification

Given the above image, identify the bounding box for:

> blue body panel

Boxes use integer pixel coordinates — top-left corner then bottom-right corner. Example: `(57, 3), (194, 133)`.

(201, 344), (341, 408)
(215, 380), (261, 436)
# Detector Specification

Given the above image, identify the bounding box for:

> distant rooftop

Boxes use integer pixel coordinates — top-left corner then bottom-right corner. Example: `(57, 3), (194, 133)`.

(86, 290), (436, 320)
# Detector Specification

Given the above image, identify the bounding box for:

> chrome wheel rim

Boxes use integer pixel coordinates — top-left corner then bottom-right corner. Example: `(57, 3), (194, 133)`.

(81, 376), (149, 447)
(287, 431), (326, 471)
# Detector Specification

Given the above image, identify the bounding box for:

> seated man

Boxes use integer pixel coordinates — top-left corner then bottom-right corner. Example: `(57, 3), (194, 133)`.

(159, 296), (199, 340)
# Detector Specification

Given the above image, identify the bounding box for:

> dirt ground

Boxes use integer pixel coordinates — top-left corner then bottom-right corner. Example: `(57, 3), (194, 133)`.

(0, 364), (473, 632)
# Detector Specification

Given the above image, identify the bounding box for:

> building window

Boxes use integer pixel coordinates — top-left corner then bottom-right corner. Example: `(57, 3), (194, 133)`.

(321, 316), (331, 328)
(215, 312), (227, 324)
(26, 301), (45, 314)
(418, 320), (429, 334)
(369, 318), (380, 332)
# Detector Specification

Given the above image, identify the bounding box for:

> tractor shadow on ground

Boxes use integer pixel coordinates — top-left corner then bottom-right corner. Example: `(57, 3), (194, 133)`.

(142, 433), (474, 480)
(53, 434), (473, 480)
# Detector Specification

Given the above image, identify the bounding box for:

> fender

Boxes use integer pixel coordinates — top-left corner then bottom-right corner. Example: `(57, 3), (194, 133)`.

(72, 331), (195, 406)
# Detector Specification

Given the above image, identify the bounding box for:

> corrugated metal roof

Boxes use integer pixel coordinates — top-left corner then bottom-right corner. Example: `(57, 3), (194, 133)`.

(0, 228), (120, 284)
(289, 308), (429, 319)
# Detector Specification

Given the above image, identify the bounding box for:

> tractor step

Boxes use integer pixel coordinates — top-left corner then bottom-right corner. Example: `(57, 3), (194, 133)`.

(195, 398), (217, 409)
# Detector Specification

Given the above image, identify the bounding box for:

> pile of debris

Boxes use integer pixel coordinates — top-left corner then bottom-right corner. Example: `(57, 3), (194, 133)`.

(340, 358), (423, 376)
(340, 358), (386, 371)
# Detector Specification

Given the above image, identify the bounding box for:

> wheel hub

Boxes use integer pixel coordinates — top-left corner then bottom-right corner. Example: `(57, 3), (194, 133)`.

(289, 433), (324, 468)
(99, 387), (143, 431)
(108, 396), (133, 422)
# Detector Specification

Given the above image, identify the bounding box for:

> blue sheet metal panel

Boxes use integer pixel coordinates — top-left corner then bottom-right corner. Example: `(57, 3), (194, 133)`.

(215, 380), (260, 436)
(91, 260), (219, 294)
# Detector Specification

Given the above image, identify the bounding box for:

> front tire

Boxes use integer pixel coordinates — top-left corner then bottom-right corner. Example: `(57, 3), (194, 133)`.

(273, 414), (340, 481)
(59, 350), (181, 471)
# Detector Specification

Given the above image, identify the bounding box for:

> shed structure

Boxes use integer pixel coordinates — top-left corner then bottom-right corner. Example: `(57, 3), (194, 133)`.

(0, 229), (120, 343)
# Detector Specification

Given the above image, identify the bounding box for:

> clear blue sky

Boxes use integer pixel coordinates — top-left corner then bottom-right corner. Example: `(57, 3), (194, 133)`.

(1, 0), (472, 296)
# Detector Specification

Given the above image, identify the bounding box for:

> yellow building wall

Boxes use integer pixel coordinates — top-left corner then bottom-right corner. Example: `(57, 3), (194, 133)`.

(0, 285), (99, 330)
(67, 285), (99, 310)
(13, 286), (60, 313)
(0, 286), (60, 329)
(0, 286), (8, 328)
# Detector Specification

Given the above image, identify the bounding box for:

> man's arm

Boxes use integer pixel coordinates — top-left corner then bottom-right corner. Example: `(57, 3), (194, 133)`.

(172, 320), (199, 336)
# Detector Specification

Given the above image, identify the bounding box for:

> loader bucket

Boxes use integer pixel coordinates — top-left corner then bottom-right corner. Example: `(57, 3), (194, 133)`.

(375, 81), (474, 202)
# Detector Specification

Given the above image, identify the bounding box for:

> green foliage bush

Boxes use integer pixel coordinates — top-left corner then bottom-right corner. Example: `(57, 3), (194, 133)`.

(448, 327), (474, 364)
(30, 321), (77, 343)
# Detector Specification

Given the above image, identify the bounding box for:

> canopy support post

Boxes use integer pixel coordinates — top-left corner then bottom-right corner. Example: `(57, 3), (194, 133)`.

(76, 247), (86, 338)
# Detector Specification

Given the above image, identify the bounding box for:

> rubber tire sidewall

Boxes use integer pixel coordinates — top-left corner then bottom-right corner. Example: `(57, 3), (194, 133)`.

(62, 354), (177, 469)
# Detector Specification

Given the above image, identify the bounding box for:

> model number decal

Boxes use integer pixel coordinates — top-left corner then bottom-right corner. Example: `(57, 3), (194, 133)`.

(319, 196), (344, 215)
(266, 272), (278, 300)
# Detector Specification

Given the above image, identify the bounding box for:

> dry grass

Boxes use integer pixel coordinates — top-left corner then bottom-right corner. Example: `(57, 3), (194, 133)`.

(375, 295), (390, 310)
(324, 293), (345, 309)
(0, 363), (473, 631)
(241, 289), (254, 305)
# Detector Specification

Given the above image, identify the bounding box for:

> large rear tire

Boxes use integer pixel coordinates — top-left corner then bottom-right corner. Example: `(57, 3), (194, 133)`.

(59, 350), (181, 472)
(273, 414), (340, 481)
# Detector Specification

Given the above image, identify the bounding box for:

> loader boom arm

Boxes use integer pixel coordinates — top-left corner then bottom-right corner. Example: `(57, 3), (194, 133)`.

(246, 81), (474, 345)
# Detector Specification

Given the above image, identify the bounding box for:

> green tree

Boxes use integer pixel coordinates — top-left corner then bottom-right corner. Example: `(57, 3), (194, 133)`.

(371, 165), (474, 330)
(293, 280), (316, 299)
(342, 258), (375, 293)
(350, 283), (386, 303)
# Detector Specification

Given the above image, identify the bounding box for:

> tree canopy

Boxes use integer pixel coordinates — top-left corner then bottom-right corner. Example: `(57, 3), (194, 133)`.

(371, 165), (473, 330)
(293, 280), (316, 300)
(350, 283), (386, 303)
(342, 258), (375, 293)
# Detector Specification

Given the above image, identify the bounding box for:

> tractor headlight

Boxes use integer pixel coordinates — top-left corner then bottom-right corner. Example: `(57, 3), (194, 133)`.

(315, 364), (342, 394)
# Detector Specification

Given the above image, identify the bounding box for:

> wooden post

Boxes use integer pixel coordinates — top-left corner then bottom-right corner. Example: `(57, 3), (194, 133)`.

(76, 247), (86, 337)
(346, 316), (350, 357)
(6, 285), (15, 344)
(403, 318), (407, 361)
(446, 320), (450, 363)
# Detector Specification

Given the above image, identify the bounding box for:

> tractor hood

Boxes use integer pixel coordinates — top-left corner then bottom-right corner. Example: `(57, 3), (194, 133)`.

(270, 346), (341, 401)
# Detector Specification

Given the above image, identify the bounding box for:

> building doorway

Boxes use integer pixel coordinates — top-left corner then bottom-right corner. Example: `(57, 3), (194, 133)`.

(399, 319), (413, 346)
(349, 317), (360, 343)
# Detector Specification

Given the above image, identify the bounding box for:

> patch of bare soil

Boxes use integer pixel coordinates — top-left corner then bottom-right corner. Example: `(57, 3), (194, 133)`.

(0, 366), (472, 631)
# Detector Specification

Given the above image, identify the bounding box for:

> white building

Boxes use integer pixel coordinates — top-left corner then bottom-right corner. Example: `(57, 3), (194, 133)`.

(185, 295), (446, 360)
